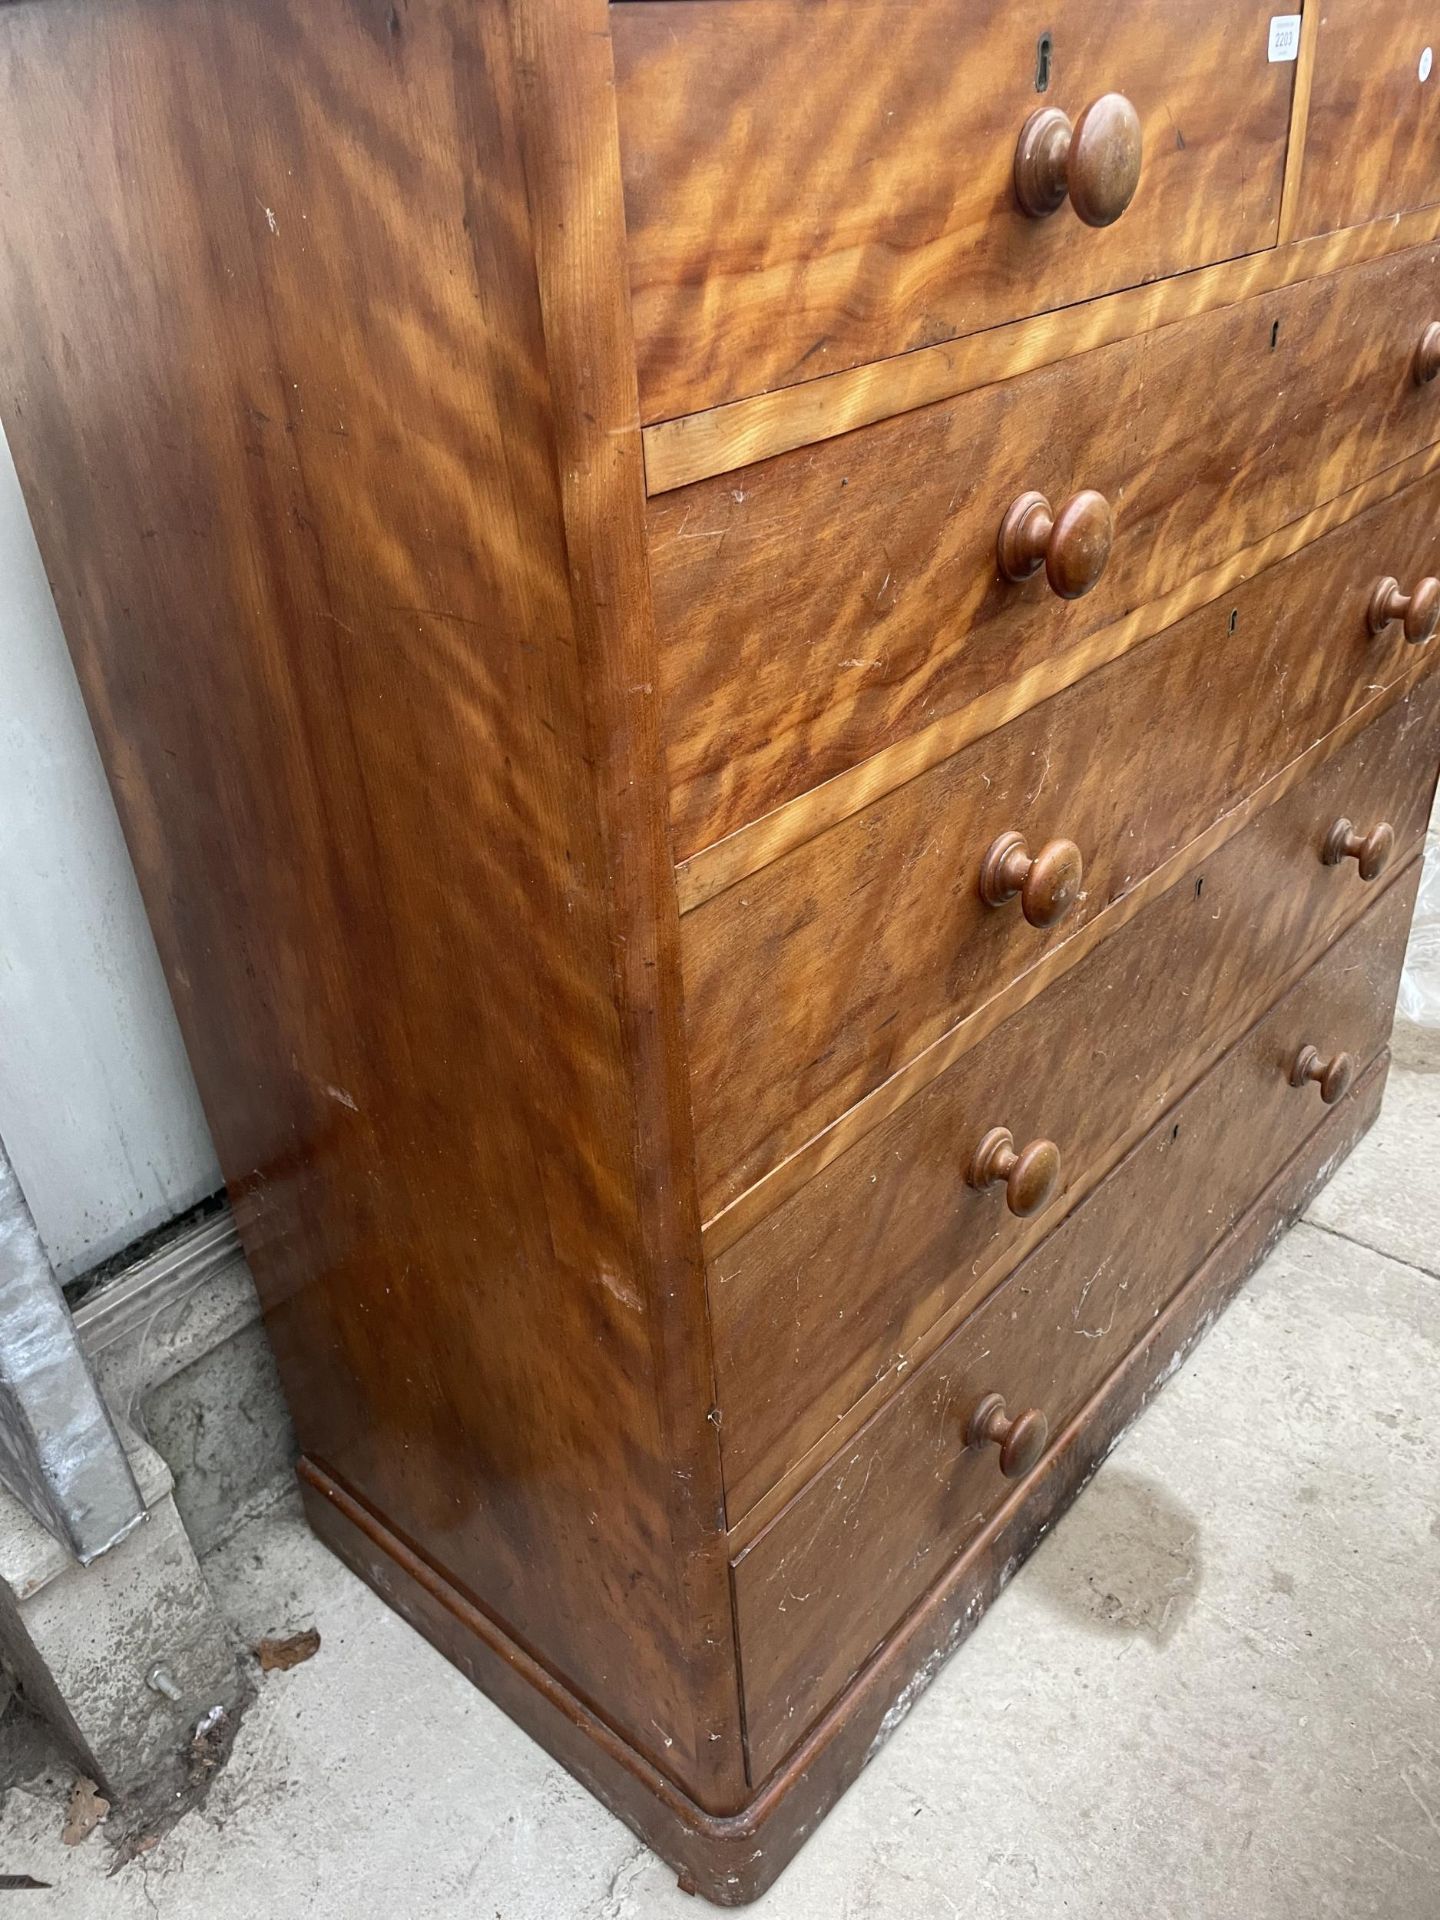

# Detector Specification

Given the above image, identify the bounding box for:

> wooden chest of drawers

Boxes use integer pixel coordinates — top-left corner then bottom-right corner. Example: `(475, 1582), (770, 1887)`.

(3, 0), (1437, 1901)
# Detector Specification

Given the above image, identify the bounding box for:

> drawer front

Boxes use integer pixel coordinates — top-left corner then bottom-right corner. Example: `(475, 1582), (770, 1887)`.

(683, 485), (1440, 1214)
(613, 0), (1293, 422)
(733, 873), (1419, 1781)
(1298, 3), (1440, 238)
(711, 673), (1440, 1518)
(654, 244), (1440, 861)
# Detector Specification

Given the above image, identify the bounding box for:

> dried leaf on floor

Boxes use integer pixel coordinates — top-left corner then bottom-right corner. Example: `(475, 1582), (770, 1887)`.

(253, 1627), (321, 1672)
(61, 1776), (110, 1847)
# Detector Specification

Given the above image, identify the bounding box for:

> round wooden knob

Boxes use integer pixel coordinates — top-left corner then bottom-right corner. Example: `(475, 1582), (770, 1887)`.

(998, 489), (1113, 599)
(1367, 575), (1440, 645)
(1322, 817), (1395, 882)
(968, 1127), (1062, 1218)
(1414, 322), (1440, 385)
(1290, 1045), (1355, 1107)
(1014, 94), (1143, 226)
(967, 1392), (1049, 1480)
(979, 830), (1084, 929)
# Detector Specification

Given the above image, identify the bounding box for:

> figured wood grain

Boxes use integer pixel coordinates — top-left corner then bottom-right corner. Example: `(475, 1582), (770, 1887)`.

(704, 651), (1437, 1275)
(710, 690), (1438, 1520)
(681, 495), (1440, 1218)
(1276, 2), (1322, 244)
(644, 203), (1440, 496)
(613, 0), (1293, 422)
(1, 0), (1423, 1895)
(731, 894), (1413, 1779)
(1296, 1), (1440, 240)
(677, 442), (1440, 914)
(297, 1047), (1387, 1887)
(0, 0), (743, 1811)
(505, 0), (745, 1804)
(655, 243), (1440, 865)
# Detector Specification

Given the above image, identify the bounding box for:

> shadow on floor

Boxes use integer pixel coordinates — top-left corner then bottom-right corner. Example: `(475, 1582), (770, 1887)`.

(1020, 1467), (1203, 1648)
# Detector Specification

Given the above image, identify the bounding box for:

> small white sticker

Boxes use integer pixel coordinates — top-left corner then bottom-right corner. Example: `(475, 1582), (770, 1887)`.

(1268, 14), (1301, 63)
(1421, 46), (1434, 83)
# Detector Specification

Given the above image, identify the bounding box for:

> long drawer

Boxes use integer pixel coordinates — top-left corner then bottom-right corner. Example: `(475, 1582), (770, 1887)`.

(654, 243), (1440, 861)
(711, 675), (1440, 1518)
(614, 0), (1293, 422)
(683, 487), (1440, 1213)
(731, 872), (1419, 1781)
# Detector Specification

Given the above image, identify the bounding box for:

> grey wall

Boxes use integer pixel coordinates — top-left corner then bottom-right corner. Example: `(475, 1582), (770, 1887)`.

(0, 426), (220, 1280)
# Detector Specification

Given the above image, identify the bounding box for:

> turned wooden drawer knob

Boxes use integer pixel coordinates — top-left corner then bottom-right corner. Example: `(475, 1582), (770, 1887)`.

(1290, 1045), (1355, 1107)
(1322, 817), (1395, 882)
(998, 488), (1113, 599)
(1368, 575), (1440, 645)
(1415, 322), (1440, 385)
(968, 1127), (1061, 1218)
(1014, 94), (1143, 226)
(980, 830), (1084, 928)
(966, 1392), (1049, 1480)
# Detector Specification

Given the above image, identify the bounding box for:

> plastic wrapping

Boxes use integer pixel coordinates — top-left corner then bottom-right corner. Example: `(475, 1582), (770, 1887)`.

(1398, 836), (1440, 1027)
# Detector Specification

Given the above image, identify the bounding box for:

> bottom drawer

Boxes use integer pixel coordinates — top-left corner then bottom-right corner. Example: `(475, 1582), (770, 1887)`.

(733, 866), (1420, 1781)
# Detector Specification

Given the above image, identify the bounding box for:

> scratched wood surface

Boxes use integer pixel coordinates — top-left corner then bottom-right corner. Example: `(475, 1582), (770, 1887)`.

(1, 0), (1433, 1892)
(681, 483), (1440, 1219)
(703, 653), (1440, 1287)
(298, 1046), (1387, 1892)
(676, 445), (1440, 915)
(731, 872), (1419, 1779)
(653, 241), (1440, 864)
(1296, 1), (1440, 240)
(613, 0), (1293, 422)
(0, 0), (745, 1812)
(709, 678), (1440, 1522)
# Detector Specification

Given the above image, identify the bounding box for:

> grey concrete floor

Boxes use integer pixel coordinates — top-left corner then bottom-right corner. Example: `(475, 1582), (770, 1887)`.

(4, 1025), (1439, 1917)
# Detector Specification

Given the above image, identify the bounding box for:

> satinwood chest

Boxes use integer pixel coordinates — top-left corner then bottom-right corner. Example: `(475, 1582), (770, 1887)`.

(2, 0), (1437, 1900)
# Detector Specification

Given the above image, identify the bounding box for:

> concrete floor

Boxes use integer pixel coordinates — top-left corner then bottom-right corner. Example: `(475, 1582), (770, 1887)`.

(3, 1023), (1438, 1917)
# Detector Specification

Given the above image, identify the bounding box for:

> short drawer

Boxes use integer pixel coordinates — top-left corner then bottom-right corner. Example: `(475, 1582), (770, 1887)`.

(655, 243), (1440, 860)
(710, 673), (1440, 1518)
(1297, 3), (1440, 238)
(732, 873), (1418, 1781)
(682, 483), (1440, 1212)
(613, 0), (1294, 422)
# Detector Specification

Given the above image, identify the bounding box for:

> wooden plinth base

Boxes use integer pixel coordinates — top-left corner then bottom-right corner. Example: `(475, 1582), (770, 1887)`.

(299, 1054), (1386, 1905)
